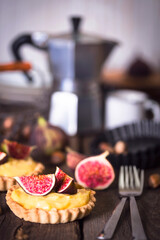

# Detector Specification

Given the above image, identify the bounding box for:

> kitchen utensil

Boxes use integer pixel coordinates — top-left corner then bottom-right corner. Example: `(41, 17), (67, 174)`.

(97, 166), (146, 240)
(0, 62), (32, 72)
(0, 61), (49, 111)
(97, 197), (127, 239)
(105, 90), (160, 130)
(119, 166), (147, 240)
(91, 120), (160, 169)
(97, 166), (128, 240)
(11, 16), (118, 135)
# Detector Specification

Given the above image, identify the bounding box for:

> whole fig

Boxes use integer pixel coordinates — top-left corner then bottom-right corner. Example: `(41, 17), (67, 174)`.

(66, 147), (86, 169)
(31, 117), (68, 155)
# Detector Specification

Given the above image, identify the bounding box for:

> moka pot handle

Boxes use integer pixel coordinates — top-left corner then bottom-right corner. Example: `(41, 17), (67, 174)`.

(11, 32), (48, 82)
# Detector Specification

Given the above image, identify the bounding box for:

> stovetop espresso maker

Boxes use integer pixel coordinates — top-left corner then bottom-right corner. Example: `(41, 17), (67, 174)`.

(11, 17), (118, 135)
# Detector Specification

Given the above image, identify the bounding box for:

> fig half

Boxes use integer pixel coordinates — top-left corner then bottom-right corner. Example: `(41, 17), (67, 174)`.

(14, 174), (55, 196)
(75, 151), (115, 190)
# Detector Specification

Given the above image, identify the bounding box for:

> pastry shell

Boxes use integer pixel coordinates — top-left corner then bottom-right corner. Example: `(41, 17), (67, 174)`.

(6, 185), (96, 224)
(0, 162), (44, 191)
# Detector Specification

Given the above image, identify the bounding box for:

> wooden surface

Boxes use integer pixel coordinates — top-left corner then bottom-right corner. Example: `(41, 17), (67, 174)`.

(101, 70), (160, 90)
(101, 70), (160, 102)
(0, 159), (160, 240)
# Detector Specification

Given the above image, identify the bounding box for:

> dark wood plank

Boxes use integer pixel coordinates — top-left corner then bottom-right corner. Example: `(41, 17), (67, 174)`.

(0, 192), (23, 240)
(83, 169), (160, 240)
(21, 220), (80, 240)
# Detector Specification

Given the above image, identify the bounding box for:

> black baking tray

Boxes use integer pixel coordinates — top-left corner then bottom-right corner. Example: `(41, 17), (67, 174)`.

(90, 121), (160, 169)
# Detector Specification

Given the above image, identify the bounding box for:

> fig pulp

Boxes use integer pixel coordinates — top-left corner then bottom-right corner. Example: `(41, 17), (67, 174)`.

(66, 147), (86, 169)
(1, 139), (34, 159)
(0, 152), (8, 165)
(55, 167), (77, 194)
(31, 117), (68, 155)
(14, 174), (55, 196)
(75, 151), (115, 190)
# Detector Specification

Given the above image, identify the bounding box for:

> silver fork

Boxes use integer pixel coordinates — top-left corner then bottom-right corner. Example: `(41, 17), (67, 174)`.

(119, 166), (147, 240)
(97, 166), (147, 240)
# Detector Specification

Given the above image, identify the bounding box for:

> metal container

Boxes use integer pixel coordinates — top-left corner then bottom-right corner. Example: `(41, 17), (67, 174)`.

(11, 17), (118, 135)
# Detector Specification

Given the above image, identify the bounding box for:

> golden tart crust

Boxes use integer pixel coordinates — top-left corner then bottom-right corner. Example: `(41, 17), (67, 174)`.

(0, 162), (44, 191)
(6, 185), (96, 224)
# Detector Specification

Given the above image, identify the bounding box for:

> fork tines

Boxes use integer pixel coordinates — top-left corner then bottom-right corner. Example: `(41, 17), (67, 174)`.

(119, 166), (144, 193)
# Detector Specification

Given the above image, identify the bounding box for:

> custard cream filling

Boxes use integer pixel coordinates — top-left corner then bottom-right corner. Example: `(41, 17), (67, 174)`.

(11, 187), (91, 210)
(0, 157), (37, 177)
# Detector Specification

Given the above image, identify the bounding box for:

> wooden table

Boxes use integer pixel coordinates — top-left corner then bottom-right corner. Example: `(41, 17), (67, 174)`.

(0, 158), (160, 240)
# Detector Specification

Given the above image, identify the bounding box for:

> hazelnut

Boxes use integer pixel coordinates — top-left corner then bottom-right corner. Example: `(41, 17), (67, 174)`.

(51, 151), (65, 165)
(3, 116), (14, 130)
(22, 125), (31, 139)
(114, 141), (127, 154)
(15, 227), (28, 240)
(99, 142), (114, 153)
(148, 174), (160, 188)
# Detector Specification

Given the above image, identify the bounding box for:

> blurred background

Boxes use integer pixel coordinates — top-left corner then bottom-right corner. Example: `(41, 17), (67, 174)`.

(0, 0), (160, 154)
(1, 0), (160, 79)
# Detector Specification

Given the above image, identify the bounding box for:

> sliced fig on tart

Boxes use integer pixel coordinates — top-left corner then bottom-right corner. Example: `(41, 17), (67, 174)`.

(55, 167), (77, 194)
(14, 174), (55, 196)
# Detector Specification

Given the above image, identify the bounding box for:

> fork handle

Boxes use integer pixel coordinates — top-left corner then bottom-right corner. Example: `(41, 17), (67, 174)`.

(97, 197), (127, 239)
(130, 196), (147, 240)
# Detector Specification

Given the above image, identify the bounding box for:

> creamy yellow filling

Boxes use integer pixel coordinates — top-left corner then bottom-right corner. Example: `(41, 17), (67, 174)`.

(11, 187), (91, 210)
(0, 157), (37, 177)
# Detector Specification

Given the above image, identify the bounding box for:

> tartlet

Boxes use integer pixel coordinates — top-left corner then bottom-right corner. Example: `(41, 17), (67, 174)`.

(6, 185), (96, 224)
(0, 158), (44, 191)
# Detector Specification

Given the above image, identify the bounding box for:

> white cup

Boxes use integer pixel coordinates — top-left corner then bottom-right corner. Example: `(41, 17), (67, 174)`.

(105, 90), (160, 129)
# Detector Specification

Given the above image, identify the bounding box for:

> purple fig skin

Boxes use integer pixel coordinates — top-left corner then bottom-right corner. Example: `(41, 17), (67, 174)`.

(47, 125), (68, 150)
(31, 122), (68, 155)
(58, 179), (77, 194)
(0, 152), (8, 165)
(55, 167), (77, 194)
(66, 147), (86, 169)
(54, 167), (66, 191)
(2, 139), (34, 160)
